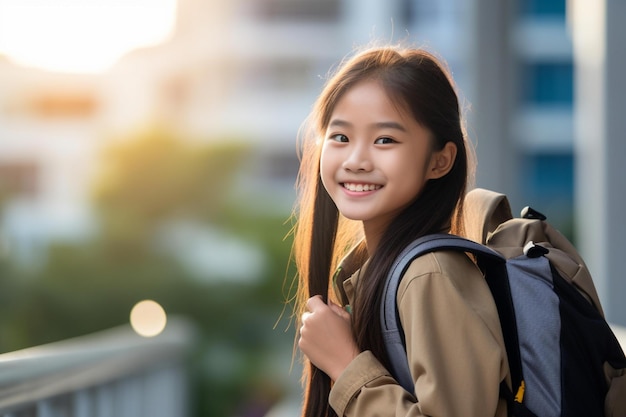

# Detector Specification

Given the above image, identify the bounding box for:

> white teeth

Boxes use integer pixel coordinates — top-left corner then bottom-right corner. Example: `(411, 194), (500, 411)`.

(343, 183), (381, 192)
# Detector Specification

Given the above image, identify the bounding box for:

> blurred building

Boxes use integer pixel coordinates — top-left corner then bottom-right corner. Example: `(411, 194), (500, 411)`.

(0, 60), (101, 266)
(468, 0), (574, 223)
(112, 0), (578, 232)
(0, 0), (617, 314)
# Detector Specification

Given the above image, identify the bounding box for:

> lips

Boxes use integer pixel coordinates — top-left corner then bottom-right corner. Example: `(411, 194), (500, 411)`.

(342, 183), (382, 192)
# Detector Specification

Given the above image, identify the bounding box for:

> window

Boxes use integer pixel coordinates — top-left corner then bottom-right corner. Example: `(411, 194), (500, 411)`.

(519, 0), (566, 18)
(240, 59), (314, 92)
(252, 0), (340, 21)
(0, 161), (38, 198)
(399, 0), (436, 24)
(27, 91), (98, 119)
(521, 62), (573, 106)
(519, 152), (574, 238)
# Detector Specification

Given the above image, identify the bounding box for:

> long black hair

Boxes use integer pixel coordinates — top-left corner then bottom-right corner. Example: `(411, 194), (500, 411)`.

(292, 45), (471, 417)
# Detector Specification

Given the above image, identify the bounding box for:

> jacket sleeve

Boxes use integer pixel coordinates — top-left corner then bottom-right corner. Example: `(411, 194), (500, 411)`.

(329, 251), (507, 417)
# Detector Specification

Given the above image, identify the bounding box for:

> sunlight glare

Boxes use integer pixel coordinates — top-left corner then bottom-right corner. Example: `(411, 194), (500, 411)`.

(130, 299), (167, 337)
(0, 0), (177, 73)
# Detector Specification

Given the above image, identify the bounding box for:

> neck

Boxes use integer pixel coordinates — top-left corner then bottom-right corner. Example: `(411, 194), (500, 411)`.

(362, 221), (386, 257)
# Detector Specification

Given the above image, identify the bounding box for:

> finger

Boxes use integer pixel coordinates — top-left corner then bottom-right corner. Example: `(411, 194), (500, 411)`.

(305, 295), (325, 311)
(328, 302), (351, 319)
(299, 312), (309, 340)
(327, 301), (344, 313)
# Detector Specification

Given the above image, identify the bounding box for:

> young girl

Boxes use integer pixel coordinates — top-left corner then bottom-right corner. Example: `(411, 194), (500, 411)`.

(292, 45), (510, 417)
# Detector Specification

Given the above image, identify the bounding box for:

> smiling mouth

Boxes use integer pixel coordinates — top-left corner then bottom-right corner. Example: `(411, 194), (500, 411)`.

(342, 183), (382, 192)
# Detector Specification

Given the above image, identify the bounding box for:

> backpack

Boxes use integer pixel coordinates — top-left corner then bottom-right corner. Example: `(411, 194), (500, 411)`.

(381, 188), (626, 417)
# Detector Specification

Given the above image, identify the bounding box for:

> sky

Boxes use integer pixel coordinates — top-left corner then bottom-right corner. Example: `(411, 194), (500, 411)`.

(0, 0), (177, 73)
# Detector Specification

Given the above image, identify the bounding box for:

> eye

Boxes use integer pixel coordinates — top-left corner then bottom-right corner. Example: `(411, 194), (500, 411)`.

(374, 137), (396, 144)
(329, 134), (349, 143)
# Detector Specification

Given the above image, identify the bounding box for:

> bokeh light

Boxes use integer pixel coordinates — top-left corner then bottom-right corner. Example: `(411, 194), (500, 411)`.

(0, 0), (177, 73)
(130, 299), (167, 337)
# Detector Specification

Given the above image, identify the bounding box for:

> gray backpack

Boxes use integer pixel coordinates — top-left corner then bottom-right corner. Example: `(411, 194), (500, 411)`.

(381, 188), (626, 417)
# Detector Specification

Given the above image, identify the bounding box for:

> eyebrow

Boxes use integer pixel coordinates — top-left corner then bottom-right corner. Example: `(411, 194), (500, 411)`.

(328, 119), (407, 132)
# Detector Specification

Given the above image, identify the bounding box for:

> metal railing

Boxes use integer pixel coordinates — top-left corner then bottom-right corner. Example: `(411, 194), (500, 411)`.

(0, 317), (194, 417)
(0, 316), (622, 417)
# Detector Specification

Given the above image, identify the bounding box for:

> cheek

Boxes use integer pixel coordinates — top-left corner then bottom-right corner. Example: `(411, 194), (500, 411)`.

(319, 146), (335, 189)
(393, 154), (431, 196)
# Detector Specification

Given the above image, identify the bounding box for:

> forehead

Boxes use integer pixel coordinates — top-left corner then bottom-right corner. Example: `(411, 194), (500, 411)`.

(328, 80), (413, 125)
(324, 79), (421, 130)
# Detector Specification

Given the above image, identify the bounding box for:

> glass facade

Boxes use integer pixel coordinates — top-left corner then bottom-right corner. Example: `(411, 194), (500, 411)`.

(520, 152), (574, 235)
(521, 62), (573, 106)
(519, 0), (566, 17)
(516, 0), (574, 237)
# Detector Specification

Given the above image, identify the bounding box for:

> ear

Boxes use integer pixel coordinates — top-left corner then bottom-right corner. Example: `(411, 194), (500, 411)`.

(427, 142), (457, 180)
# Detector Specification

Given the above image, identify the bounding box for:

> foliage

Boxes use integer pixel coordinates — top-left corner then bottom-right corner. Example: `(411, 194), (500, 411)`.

(91, 127), (249, 246)
(0, 127), (297, 416)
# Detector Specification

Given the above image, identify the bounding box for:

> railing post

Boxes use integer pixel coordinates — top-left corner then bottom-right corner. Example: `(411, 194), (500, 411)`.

(115, 377), (143, 417)
(73, 390), (92, 417)
(95, 384), (114, 417)
(37, 400), (53, 417)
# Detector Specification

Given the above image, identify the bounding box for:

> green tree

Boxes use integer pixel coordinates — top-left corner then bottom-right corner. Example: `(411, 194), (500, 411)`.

(92, 127), (250, 250)
(0, 126), (295, 416)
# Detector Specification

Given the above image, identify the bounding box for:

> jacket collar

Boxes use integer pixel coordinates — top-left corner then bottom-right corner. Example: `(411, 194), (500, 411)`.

(333, 240), (368, 306)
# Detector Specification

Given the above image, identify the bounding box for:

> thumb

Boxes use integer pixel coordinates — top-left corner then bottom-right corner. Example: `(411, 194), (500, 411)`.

(328, 301), (351, 318)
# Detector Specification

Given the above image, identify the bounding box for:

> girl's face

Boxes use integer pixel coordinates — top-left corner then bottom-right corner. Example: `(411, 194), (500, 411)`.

(320, 80), (444, 237)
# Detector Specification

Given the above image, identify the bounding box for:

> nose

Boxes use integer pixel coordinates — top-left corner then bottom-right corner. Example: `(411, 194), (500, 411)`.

(342, 143), (373, 172)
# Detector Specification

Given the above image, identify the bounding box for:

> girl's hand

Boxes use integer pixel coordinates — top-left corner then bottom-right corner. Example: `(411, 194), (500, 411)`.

(298, 295), (360, 381)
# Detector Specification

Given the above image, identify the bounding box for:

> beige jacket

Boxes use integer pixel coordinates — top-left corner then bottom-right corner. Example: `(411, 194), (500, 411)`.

(329, 248), (509, 417)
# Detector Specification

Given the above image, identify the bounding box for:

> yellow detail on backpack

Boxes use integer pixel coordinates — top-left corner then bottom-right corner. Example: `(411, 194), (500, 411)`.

(515, 380), (525, 403)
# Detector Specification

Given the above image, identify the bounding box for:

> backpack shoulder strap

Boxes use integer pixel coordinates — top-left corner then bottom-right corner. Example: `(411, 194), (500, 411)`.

(381, 233), (508, 393)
